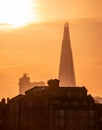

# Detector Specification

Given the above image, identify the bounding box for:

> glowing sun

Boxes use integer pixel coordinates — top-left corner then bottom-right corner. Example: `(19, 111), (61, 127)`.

(0, 0), (37, 28)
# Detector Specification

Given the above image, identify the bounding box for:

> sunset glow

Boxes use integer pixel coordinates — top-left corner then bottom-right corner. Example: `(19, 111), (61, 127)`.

(0, 0), (37, 28)
(0, 0), (102, 99)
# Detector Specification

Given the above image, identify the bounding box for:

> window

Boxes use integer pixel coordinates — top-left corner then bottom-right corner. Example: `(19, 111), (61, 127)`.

(80, 120), (85, 126)
(89, 110), (94, 119)
(10, 104), (13, 112)
(0, 111), (2, 116)
(68, 120), (73, 125)
(28, 101), (33, 110)
(67, 92), (72, 97)
(59, 118), (64, 129)
(73, 101), (78, 106)
(59, 110), (65, 119)
(53, 101), (59, 105)
(63, 101), (69, 107)
(100, 117), (102, 122)
(89, 119), (94, 129)
(16, 102), (19, 113)
(52, 91), (56, 96)
(68, 110), (73, 116)
(80, 111), (85, 116)
(83, 101), (87, 106)
(27, 111), (34, 120)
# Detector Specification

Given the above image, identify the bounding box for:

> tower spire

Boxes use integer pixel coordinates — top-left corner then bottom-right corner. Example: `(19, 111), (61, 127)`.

(58, 23), (76, 87)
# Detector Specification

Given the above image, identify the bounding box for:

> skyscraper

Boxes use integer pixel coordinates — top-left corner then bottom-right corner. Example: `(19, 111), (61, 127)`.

(58, 23), (76, 86)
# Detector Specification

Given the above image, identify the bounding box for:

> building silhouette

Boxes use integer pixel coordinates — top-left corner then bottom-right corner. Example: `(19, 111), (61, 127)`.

(0, 98), (10, 130)
(1, 80), (102, 130)
(18, 73), (45, 94)
(58, 23), (76, 87)
(7, 79), (102, 130)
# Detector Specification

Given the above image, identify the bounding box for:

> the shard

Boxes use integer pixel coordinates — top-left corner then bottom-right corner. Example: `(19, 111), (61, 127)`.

(58, 23), (76, 87)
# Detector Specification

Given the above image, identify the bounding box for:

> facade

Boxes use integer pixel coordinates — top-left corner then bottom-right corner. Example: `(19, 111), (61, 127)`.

(95, 104), (102, 130)
(7, 79), (102, 130)
(58, 23), (76, 87)
(18, 73), (45, 94)
(0, 98), (9, 130)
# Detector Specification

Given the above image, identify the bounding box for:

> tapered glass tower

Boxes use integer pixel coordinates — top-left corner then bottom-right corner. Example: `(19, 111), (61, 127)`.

(58, 23), (76, 86)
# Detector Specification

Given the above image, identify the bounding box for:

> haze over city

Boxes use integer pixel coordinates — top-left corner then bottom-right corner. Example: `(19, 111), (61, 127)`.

(0, 0), (102, 98)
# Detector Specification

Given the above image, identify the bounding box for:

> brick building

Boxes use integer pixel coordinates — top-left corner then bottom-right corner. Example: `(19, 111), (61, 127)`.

(7, 79), (102, 130)
(0, 98), (9, 130)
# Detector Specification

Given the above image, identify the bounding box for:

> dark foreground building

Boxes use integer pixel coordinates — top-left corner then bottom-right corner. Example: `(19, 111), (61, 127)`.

(0, 98), (9, 130)
(2, 79), (100, 130)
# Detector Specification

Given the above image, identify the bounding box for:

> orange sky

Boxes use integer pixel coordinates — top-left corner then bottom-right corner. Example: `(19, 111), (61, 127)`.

(0, 0), (102, 99)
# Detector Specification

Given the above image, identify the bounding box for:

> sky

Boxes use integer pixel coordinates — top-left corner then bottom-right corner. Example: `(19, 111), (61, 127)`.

(0, 0), (102, 99)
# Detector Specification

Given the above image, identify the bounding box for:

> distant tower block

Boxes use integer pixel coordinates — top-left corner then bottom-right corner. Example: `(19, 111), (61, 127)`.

(58, 23), (76, 87)
(19, 73), (45, 94)
(19, 73), (30, 94)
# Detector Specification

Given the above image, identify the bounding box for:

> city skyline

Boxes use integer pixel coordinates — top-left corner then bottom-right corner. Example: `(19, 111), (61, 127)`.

(0, 0), (102, 98)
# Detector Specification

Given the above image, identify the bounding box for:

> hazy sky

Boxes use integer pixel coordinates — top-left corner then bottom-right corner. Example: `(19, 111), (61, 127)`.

(0, 0), (102, 99)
